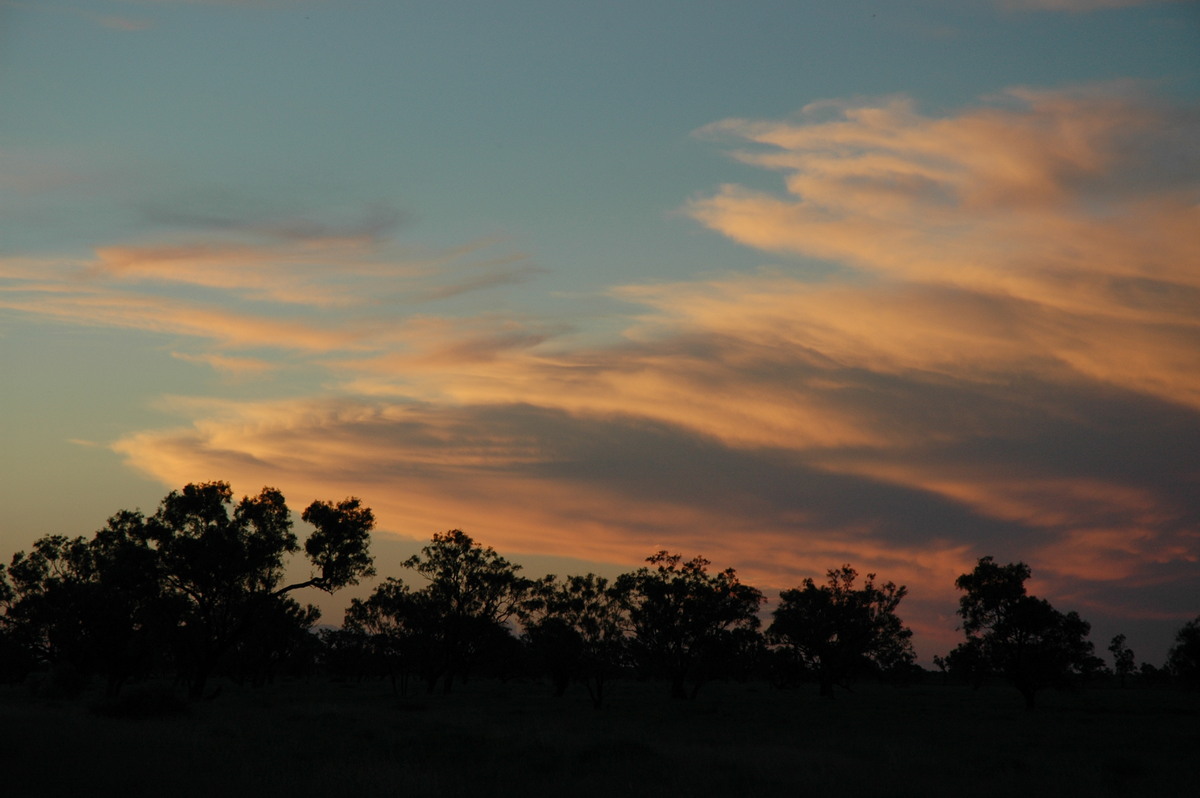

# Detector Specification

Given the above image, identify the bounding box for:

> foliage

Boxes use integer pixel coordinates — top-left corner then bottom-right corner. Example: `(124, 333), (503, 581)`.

(769, 564), (915, 696)
(0, 516), (170, 694)
(520, 573), (630, 707)
(617, 551), (764, 699)
(300, 498), (377, 591)
(351, 530), (530, 694)
(951, 556), (1101, 709)
(0, 481), (374, 699)
(1167, 615), (1200, 687)
(343, 577), (443, 694)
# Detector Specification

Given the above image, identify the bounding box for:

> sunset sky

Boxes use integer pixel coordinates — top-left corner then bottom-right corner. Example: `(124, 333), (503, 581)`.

(2, 0), (1198, 664)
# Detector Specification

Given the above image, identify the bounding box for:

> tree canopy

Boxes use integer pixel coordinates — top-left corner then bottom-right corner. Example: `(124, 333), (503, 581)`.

(951, 556), (1101, 709)
(769, 565), (915, 696)
(0, 482), (374, 698)
(618, 551), (764, 699)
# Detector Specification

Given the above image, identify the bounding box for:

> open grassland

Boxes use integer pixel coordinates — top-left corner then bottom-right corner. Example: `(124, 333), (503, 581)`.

(1, 678), (1196, 797)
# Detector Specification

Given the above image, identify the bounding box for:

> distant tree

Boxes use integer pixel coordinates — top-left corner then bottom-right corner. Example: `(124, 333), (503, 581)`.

(1167, 615), (1200, 687)
(952, 556), (1102, 709)
(1108, 634), (1136, 688)
(395, 530), (529, 693)
(1138, 661), (1168, 686)
(520, 573), (630, 707)
(769, 565), (915, 697)
(617, 552), (764, 700)
(344, 577), (444, 695)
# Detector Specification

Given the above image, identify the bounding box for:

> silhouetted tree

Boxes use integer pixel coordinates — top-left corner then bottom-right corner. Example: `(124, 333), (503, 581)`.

(952, 556), (1101, 709)
(0, 515), (172, 695)
(344, 577), (443, 695)
(769, 565), (915, 697)
(1167, 615), (1200, 687)
(1139, 661), (1168, 686)
(0, 535), (102, 694)
(520, 573), (630, 707)
(225, 597), (322, 686)
(617, 552), (764, 699)
(394, 530), (529, 693)
(146, 482), (375, 698)
(1108, 634), (1136, 688)
(934, 637), (989, 689)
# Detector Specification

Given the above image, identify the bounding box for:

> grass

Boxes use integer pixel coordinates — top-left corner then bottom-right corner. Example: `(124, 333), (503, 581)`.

(0, 677), (1196, 797)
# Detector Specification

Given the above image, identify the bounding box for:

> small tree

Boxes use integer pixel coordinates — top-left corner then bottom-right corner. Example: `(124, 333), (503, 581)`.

(952, 556), (1101, 709)
(1108, 634), (1136, 688)
(769, 565), (915, 697)
(618, 552), (764, 699)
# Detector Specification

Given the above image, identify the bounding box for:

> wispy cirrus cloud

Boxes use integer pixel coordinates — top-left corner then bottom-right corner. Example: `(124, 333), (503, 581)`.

(686, 85), (1200, 409)
(0, 202), (541, 350)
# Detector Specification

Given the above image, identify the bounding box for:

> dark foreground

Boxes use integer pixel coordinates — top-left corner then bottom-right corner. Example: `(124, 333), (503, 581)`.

(1, 679), (1196, 797)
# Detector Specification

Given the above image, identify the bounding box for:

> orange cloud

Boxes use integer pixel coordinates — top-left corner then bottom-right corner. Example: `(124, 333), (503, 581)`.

(687, 88), (1200, 410)
(170, 351), (281, 377)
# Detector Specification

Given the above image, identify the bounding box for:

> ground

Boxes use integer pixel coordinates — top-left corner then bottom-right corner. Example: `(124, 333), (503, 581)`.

(0, 677), (1195, 797)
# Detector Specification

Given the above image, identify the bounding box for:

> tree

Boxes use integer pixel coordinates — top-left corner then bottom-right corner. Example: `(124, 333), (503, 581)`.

(1167, 615), (1200, 687)
(1108, 634), (1136, 688)
(145, 482), (375, 697)
(343, 577), (443, 695)
(952, 556), (1101, 709)
(520, 573), (630, 707)
(769, 565), (915, 697)
(396, 530), (529, 693)
(0, 515), (171, 695)
(617, 552), (764, 699)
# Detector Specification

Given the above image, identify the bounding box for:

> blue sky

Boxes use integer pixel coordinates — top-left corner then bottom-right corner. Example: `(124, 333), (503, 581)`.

(2, 0), (1198, 662)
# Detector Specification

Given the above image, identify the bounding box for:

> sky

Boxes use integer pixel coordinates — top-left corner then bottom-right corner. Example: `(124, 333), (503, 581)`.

(1, 0), (1198, 665)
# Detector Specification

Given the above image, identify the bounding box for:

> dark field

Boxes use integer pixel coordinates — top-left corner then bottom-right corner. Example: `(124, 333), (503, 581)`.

(1, 679), (1196, 797)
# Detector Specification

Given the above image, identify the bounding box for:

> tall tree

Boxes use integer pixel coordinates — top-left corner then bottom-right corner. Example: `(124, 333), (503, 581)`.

(617, 552), (764, 699)
(769, 565), (915, 697)
(952, 556), (1101, 709)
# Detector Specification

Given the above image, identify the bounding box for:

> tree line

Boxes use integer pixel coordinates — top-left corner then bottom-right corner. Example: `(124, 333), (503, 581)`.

(2, 482), (1197, 710)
